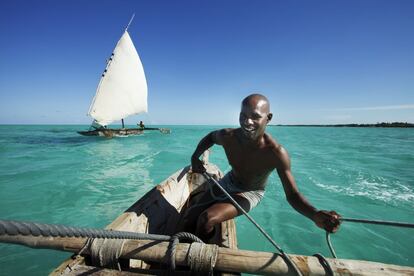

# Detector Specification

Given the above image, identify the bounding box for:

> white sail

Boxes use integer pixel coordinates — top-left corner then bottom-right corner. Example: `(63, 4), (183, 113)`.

(88, 31), (147, 126)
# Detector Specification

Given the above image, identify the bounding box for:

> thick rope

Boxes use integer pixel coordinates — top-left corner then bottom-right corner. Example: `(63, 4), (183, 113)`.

(203, 172), (303, 276)
(0, 219), (203, 271)
(188, 242), (219, 272)
(0, 219), (172, 241)
(90, 238), (126, 271)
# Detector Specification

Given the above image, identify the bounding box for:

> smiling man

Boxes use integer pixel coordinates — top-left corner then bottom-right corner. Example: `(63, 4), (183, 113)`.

(189, 93), (341, 240)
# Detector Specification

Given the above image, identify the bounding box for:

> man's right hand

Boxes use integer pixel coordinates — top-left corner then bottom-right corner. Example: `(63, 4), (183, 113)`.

(191, 156), (206, 173)
(313, 210), (341, 233)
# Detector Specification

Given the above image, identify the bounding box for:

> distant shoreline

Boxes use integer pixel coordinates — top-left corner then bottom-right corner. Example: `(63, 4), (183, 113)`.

(271, 122), (414, 128)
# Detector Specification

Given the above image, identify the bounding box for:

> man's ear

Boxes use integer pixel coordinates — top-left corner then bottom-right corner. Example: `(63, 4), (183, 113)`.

(267, 113), (273, 123)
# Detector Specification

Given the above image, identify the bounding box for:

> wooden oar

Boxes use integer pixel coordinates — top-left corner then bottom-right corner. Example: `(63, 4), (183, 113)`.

(1, 234), (413, 275)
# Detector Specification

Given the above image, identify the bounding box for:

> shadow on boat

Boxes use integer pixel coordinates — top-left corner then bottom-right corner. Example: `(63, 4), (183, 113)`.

(125, 167), (191, 236)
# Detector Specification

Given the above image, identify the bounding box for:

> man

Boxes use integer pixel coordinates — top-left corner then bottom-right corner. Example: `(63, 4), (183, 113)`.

(189, 93), (340, 240)
(138, 121), (145, 130)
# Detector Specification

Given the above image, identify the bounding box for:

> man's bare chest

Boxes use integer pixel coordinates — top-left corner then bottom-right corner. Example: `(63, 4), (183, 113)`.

(223, 144), (275, 172)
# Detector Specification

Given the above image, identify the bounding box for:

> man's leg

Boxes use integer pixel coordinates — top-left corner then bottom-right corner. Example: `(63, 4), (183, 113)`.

(175, 188), (218, 234)
(196, 195), (250, 240)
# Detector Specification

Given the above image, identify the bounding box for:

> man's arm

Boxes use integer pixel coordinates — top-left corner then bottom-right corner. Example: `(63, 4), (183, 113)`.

(276, 147), (341, 232)
(191, 130), (226, 173)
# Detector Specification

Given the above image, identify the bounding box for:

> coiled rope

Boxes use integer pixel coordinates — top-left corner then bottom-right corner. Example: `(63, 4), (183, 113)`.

(167, 232), (203, 271)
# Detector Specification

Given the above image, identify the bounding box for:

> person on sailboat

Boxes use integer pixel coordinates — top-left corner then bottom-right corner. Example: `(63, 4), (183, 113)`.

(187, 93), (341, 240)
(91, 120), (106, 130)
(138, 121), (145, 130)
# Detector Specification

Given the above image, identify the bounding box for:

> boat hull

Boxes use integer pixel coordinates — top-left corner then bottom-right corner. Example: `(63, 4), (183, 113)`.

(51, 162), (238, 275)
(77, 128), (144, 137)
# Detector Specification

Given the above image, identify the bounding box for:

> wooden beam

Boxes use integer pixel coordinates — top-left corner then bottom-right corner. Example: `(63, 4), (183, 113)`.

(1, 235), (413, 275)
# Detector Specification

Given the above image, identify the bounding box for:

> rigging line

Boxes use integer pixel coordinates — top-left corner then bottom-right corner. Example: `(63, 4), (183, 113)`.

(326, 232), (337, 259)
(203, 172), (303, 276)
(326, 217), (414, 259)
(341, 218), (414, 228)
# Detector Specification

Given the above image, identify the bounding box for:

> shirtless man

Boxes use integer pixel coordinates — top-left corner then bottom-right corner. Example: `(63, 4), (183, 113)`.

(189, 93), (340, 240)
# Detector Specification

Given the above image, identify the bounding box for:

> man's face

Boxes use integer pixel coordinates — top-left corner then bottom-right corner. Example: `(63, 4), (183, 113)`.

(239, 98), (270, 140)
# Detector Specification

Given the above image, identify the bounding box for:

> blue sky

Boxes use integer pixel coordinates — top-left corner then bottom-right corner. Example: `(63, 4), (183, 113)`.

(0, 0), (413, 125)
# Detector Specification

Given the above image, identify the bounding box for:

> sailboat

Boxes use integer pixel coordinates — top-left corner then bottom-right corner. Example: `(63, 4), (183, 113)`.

(78, 16), (169, 137)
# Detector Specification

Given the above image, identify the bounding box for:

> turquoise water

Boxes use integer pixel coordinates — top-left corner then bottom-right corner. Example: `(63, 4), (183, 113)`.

(0, 125), (413, 275)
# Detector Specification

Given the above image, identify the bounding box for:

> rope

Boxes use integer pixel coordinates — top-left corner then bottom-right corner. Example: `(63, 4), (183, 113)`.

(167, 232), (204, 271)
(203, 172), (303, 276)
(341, 217), (414, 228)
(90, 238), (126, 271)
(0, 219), (203, 272)
(326, 232), (337, 259)
(313, 253), (334, 276)
(188, 242), (219, 272)
(0, 219), (171, 241)
(325, 217), (413, 259)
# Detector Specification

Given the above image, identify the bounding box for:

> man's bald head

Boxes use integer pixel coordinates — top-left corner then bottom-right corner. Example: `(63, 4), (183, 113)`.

(241, 94), (270, 114)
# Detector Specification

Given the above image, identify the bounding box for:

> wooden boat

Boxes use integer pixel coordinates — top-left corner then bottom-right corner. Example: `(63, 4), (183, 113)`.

(51, 153), (238, 275)
(77, 128), (144, 137)
(78, 127), (170, 137)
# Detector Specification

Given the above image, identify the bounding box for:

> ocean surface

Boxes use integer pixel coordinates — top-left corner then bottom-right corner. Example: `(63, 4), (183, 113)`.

(0, 125), (413, 275)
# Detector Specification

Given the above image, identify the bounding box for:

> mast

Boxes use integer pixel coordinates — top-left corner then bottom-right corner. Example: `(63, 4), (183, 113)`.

(120, 13), (134, 132)
(125, 13), (135, 32)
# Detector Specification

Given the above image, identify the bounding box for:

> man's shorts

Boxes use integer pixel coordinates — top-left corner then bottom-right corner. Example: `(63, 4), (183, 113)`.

(210, 171), (265, 212)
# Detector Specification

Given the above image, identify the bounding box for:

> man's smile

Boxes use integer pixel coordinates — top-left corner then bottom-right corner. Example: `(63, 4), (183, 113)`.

(242, 126), (256, 133)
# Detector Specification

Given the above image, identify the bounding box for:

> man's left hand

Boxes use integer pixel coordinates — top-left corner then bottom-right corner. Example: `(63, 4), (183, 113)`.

(313, 210), (341, 233)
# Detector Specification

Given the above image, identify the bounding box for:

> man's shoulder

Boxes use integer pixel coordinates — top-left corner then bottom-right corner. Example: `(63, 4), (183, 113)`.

(263, 133), (280, 149)
(215, 128), (237, 138)
(212, 128), (237, 145)
(264, 133), (289, 158)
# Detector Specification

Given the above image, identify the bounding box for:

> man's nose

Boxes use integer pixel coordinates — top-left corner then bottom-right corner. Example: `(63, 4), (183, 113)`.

(245, 118), (253, 125)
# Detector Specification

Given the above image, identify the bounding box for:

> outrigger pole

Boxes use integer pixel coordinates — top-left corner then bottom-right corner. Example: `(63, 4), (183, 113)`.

(2, 219), (413, 275)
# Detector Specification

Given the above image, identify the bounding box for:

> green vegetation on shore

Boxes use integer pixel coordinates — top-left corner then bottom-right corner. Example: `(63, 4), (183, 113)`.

(272, 122), (414, 128)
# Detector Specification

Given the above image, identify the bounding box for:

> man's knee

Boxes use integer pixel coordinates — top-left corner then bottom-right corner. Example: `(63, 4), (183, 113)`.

(198, 210), (219, 233)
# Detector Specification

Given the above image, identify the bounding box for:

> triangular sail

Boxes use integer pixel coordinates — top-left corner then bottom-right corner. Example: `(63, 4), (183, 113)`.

(88, 31), (147, 126)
